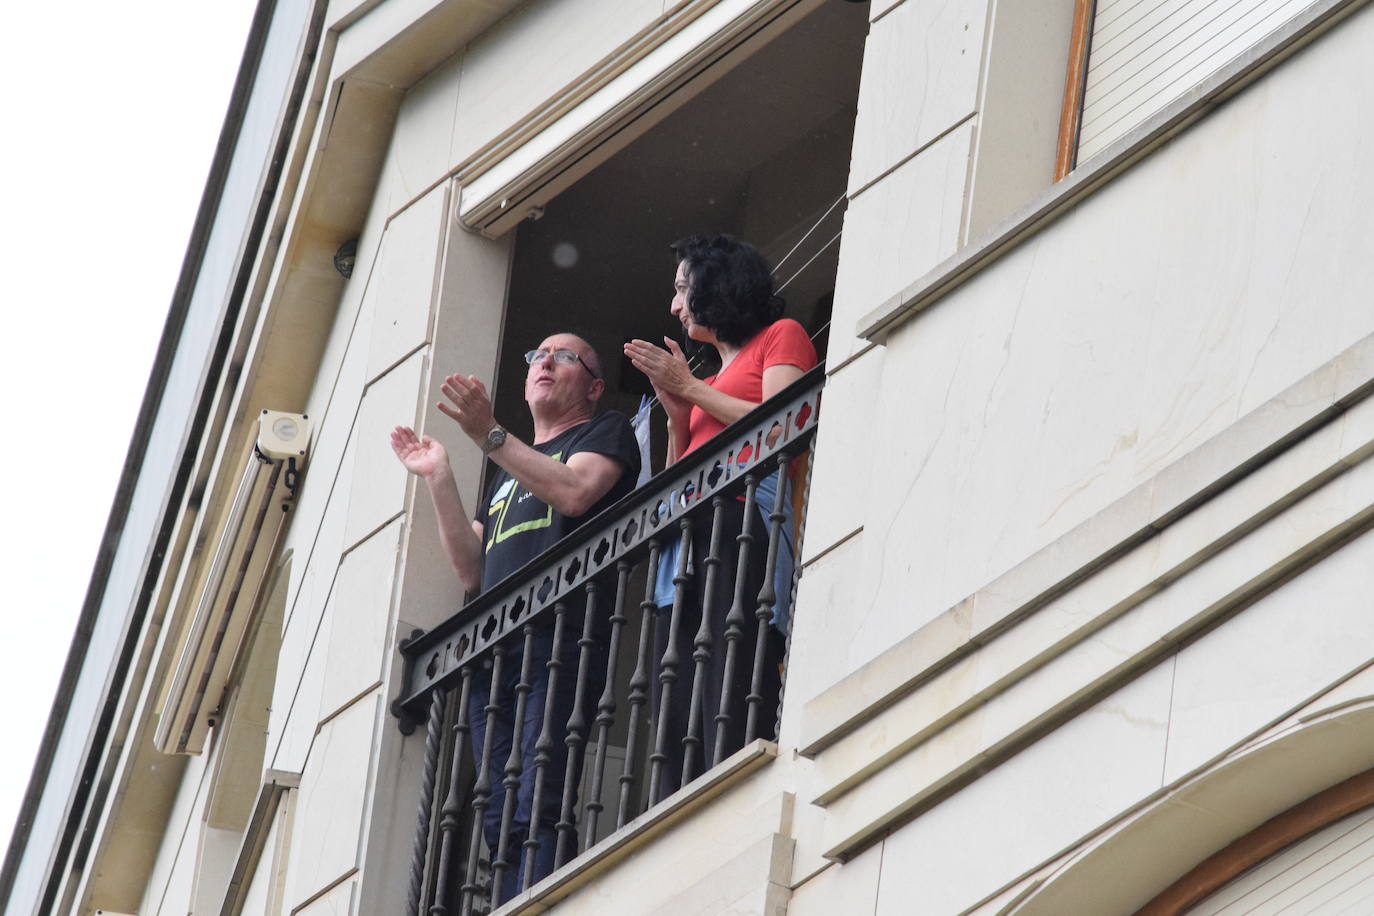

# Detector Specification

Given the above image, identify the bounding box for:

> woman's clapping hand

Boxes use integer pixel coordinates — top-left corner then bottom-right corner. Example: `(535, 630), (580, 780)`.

(624, 336), (697, 421)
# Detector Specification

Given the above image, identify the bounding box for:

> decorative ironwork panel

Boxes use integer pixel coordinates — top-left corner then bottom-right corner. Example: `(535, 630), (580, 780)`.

(395, 370), (822, 723)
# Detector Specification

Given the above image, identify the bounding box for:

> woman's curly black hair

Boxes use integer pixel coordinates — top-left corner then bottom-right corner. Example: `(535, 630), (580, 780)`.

(671, 234), (784, 347)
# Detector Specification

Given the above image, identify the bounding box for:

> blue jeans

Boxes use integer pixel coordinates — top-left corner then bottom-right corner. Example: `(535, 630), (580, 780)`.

(654, 469), (797, 632)
(650, 496), (783, 798)
(467, 620), (607, 903)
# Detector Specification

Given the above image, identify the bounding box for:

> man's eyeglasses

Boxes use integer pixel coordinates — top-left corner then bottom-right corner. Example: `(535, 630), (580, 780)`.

(524, 348), (599, 379)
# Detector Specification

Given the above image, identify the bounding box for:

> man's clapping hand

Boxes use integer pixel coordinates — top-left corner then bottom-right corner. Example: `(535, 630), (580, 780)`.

(390, 426), (450, 479)
(438, 373), (498, 442)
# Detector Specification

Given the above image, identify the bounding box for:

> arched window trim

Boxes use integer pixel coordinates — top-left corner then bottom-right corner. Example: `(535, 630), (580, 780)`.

(1137, 767), (1374, 915)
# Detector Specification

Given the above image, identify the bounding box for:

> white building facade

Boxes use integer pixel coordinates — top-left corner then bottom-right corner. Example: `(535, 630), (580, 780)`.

(9, 0), (1374, 913)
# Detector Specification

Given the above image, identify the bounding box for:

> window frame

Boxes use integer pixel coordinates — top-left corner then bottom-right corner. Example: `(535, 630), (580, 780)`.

(1055, 0), (1096, 180)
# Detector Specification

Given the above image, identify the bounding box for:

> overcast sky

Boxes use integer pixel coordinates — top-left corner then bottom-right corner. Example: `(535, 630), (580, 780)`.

(0, 0), (259, 849)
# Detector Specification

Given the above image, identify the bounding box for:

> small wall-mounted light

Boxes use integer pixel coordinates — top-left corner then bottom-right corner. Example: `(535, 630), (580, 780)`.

(333, 238), (358, 278)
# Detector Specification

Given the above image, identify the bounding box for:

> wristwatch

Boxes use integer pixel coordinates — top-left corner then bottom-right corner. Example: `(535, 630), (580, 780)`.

(480, 424), (508, 454)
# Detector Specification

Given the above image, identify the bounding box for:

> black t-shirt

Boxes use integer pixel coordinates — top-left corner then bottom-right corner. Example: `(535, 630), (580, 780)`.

(478, 411), (640, 592)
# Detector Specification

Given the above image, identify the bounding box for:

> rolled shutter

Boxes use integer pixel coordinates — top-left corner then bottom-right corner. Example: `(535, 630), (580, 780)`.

(1078, 0), (1314, 160)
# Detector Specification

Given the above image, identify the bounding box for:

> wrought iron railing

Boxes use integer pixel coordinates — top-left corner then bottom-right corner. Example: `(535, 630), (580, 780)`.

(392, 366), (823, 915)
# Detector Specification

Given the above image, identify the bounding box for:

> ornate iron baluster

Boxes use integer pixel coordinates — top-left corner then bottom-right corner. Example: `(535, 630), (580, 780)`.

(714, 473), (759, 767)
(522, 600), (567, 891)
(618, 537), (661, 827)
(554, 581), (598, 868)
(460, 645), (504, 916)
(682, 495), (727, 785)
(777, 447), (814, 740)
(389, 373), (827, 913)
(747, 456), (790, 742)
(429, 667), (474, 916)
(407, 689), (447, 916)
(584, 560), (630, 847)
(492, 628), (537, 907)
(649, 518), (693, 804)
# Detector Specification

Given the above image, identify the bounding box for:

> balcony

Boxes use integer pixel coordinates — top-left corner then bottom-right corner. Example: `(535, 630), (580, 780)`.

(392, 367), (824, 914)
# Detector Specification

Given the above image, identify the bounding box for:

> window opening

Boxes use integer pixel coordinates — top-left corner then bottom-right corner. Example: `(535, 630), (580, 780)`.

(488, 0), (867, 458)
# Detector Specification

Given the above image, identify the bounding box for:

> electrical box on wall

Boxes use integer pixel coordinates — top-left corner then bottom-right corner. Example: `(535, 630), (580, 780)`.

(257, 409), (309, 460)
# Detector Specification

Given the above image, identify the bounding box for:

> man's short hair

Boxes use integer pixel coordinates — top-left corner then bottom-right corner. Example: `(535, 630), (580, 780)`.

(546, 331), (603, 380)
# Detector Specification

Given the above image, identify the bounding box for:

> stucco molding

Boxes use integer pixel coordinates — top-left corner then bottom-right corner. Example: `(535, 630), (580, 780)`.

(1006, 700), (1374, 915)
(1136, 767), (1374, 915)
(796, 330), (1374, 860)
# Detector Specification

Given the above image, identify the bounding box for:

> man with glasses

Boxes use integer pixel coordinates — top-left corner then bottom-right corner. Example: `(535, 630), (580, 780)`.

(390, 332), (638, 901)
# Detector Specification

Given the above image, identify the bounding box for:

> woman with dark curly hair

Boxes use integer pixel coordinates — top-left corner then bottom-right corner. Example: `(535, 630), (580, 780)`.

(624, 234), (816, 792)
(626, 234), (816, 465)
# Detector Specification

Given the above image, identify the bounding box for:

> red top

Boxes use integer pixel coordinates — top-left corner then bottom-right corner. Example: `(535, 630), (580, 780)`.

(682, 318), (818, 457)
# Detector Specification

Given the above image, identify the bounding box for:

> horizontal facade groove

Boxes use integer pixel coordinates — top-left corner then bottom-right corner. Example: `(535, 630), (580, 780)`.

(818, 482), (1374, 860)
(800, 330), (1374, 759)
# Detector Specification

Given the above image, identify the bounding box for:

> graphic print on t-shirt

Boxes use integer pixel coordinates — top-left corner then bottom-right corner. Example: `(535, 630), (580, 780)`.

(476, 413), (641, 593)
(486, 451), (562, 549)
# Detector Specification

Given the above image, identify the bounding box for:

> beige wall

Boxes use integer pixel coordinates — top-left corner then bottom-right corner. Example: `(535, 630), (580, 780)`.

(796, 0), (1374, 691)
(781, 1), (1374, 913)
